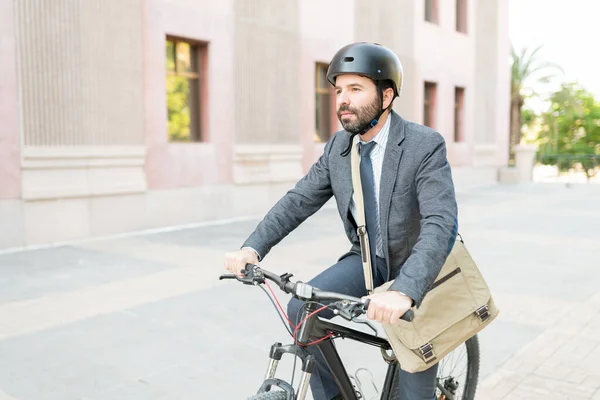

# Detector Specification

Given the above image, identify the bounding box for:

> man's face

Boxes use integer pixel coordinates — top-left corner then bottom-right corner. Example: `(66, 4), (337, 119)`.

(335, 74), (380, 134)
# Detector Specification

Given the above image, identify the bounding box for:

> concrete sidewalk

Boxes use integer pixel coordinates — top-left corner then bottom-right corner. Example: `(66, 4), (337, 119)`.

(0, 182), (598, 399)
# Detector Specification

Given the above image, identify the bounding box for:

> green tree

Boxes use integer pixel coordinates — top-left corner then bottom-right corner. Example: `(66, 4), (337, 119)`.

(521, 107), (536, 130)
(510, 44), (562, 163)
(165, 40), (193, 142)
(166, 76), (192, 141)
(537, 82), (600, 180)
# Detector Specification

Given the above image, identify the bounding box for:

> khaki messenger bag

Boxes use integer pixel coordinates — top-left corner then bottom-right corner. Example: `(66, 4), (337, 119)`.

(350, 135), (499, 373)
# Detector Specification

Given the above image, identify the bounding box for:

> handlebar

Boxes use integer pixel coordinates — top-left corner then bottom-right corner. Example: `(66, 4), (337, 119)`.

(219, 264), (414, 322)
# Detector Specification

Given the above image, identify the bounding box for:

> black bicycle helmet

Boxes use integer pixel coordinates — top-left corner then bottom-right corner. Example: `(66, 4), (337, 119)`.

(326, 42), (403, 97)
(328, 43), (404, 155)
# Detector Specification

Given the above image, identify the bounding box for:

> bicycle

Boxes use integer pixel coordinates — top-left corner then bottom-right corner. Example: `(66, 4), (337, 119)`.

(220, 264), (480, 400)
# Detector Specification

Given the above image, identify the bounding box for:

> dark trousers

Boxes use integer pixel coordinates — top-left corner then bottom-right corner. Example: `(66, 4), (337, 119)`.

(287, 253), (438, 400)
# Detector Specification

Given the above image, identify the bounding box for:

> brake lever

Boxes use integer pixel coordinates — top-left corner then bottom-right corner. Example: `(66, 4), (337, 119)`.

(335, 300), (378, 334)
(218, 270), (264, 285)
(334, 300), (359, 321)
(351, 316), (379, 336)
(332, 301), (378, 335)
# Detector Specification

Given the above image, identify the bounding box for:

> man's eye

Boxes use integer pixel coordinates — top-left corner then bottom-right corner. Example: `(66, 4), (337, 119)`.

(353, 88), (360, 92)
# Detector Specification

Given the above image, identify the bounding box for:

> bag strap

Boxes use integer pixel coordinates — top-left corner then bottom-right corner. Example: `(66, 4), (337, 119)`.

(350, 135), (375, 295)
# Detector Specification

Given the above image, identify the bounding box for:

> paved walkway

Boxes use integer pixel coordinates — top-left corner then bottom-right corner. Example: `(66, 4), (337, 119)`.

(0, 182), (598, 399)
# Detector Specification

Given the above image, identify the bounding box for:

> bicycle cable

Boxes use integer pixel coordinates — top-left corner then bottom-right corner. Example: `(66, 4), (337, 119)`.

(257, 283), (294, 337)
(257, 279), (339, 390)
(290, 302), (306, 389)
(261, 281), (335, 344)
(290, 302), (337, 389)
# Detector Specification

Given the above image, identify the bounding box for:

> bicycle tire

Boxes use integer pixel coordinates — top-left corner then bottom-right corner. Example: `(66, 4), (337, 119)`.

(436, 335), (480, 400)
(390, 335), (480, 400)
(458, 334), (480, 400)
(246, 391), (288, 400)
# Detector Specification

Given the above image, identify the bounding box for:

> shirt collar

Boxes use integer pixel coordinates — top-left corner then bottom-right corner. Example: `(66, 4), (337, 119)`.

(357, 113), (392, 147)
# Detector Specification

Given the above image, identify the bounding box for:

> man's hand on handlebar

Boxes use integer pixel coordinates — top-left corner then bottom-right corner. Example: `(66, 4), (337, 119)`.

(362, 291), (413, 325)
(224, 249), (259, 277)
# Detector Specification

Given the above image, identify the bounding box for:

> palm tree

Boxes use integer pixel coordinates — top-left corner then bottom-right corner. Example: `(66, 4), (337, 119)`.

(510, 44), (562, 163)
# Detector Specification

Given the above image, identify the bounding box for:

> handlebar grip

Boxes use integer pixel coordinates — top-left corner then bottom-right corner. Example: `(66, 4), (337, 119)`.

(363, 299), (414, 322)
(401, 309), (414, 322)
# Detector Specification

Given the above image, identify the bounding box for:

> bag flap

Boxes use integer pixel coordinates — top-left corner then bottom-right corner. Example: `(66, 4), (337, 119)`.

(375, 238), (492, 349)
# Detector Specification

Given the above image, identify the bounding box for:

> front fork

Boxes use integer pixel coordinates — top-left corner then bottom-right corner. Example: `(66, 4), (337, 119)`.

(257, 342), (316, 400)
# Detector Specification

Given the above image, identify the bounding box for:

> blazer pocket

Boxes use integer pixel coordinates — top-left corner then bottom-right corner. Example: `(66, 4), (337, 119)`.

(391, 185), (411, 198)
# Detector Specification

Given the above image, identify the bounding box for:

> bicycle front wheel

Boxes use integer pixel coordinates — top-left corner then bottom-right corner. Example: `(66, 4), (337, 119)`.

(435, 334), (480, 400)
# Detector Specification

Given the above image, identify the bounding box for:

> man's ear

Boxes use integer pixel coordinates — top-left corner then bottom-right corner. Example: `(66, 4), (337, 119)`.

(382, 88), (395, 109)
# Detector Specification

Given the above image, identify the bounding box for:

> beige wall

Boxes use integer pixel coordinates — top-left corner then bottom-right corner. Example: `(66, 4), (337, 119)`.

(299, 0), (353, 168)
(0, 0), (25, 248)
(12, 0), (148, 203)
(0, 0), (21, 201)
(234, 0), (301, 145)
(143, 0), (235, 189)
(0, 0), (510, 250)
(474, 0), (511, 167)
(2, 0), (149, 247)
(354, 0), (420, 122)
(413, 0), (476, 167)
(14, 0), (145, 146)
(231, 0), (305, 184)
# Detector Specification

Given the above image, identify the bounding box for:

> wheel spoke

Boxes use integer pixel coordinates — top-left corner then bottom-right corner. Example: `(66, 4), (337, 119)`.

(436, 337), (479, 400)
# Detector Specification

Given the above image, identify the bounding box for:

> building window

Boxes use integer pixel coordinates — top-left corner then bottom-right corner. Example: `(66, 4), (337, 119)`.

(315, 63), (335, 143)
(423, 82), (437, 129)
(456, 0), (468, 33)
(425, 0), (439, 24)
(454, 87), (465, 142)
(166, 37), (207, 142)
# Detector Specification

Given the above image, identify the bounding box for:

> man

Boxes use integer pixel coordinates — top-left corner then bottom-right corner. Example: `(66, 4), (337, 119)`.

(224, 42), (458, 399)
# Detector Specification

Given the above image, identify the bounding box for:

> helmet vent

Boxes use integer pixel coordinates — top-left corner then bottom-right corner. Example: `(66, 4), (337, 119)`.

(343, 57), (354, 63)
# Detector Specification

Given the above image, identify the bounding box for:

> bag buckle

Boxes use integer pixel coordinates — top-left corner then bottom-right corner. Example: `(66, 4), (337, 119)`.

(418, 343), (436, 363)
(475, 305), (490, 321)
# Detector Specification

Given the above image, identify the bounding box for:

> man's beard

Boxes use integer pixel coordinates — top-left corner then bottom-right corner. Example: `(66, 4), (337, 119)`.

(337, 95), (381, 135)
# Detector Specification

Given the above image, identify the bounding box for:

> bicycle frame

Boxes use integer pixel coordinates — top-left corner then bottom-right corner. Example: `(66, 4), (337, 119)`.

(261, 301), (400, 400)
(314, 319), (399, 399)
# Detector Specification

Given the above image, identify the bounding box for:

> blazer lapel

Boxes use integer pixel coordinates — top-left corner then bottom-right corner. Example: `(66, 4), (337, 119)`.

(380, 112), (406, 262)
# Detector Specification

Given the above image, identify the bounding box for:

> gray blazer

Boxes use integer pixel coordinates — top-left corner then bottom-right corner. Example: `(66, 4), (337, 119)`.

(243, 111), (458, 307)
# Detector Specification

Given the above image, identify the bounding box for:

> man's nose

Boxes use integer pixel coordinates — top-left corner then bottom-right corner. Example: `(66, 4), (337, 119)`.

(337, 91), (350, 107)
